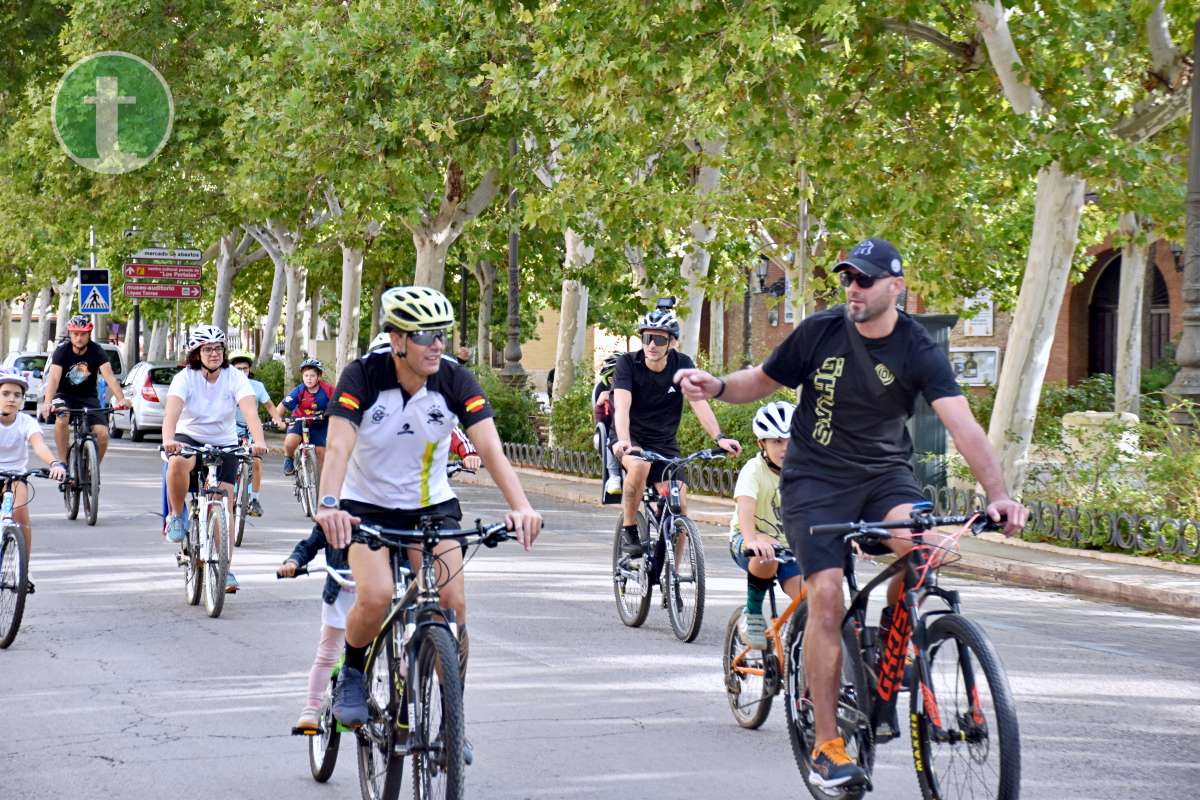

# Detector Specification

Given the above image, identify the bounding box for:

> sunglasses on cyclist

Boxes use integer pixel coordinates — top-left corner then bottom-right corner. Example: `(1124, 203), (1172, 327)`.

(838, 271), (886, 290)
(641, 333), (671, 347)
(407, 329), (448, 347)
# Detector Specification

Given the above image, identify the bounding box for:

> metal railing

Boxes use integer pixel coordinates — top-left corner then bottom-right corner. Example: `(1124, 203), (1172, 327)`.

(926, 485), (1200, 560)
(501, 442), (739, 496)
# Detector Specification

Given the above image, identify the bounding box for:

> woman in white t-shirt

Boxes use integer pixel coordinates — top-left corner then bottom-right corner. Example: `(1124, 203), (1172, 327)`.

(161, 326), (268, 593)
(0, 368), (66, 593)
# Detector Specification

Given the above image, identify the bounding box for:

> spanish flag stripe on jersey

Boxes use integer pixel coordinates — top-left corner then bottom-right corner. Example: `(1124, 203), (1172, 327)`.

(464, 395), (486, 414)
(337, 392), (361, 411)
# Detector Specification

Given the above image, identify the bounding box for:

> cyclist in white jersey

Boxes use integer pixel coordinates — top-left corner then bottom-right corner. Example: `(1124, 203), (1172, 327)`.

(314, 286), (542, 732)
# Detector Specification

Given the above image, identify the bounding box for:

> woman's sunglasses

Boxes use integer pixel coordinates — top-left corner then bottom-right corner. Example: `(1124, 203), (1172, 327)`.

(838, 271), (884, 290)
(407, 329), (448, 347)
(641, 333), (671, 347)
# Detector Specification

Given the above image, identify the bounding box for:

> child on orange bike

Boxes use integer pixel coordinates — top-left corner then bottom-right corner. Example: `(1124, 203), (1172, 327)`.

(730, 401), (802, 650)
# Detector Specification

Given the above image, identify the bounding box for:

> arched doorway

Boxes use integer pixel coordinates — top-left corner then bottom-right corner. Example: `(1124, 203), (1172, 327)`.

(1087, 255), (1171, 376)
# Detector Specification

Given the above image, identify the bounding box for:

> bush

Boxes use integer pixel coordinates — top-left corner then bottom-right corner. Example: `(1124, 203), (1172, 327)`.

(475, 366), (540, 445)
(254, 359), (285, 410)
(548, 362), (597, 451)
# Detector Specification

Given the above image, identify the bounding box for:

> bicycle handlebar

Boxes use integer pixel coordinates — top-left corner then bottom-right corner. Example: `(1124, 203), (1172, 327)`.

(54, 405), (118, 416)
(633, 447), (728, 465)
(160, 443), (252, 461)
(0, 468), (51, 481)
(352, 518), (513, 550)
(810, 511), (1005, 539)
(446, 463), (476, 479)
(737, 540), (797, 564)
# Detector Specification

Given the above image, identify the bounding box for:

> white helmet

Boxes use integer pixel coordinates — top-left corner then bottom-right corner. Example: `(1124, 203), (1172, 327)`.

(368, 332), (392, 352)
(186, 325), (226, 353)
(752, 401), (794, 439)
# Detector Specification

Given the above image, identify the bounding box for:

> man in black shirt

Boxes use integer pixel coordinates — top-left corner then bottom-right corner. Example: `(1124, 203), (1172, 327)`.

(39, 315), (128, 465)
(611, 302), (741, 555)
(676, 238), (1026, 791)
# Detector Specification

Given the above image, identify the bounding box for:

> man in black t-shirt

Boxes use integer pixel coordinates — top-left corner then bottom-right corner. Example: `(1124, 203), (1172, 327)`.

(611, 302), (741, 556)
(675, 238), (1026, 791)
(39, 315), (128, 466)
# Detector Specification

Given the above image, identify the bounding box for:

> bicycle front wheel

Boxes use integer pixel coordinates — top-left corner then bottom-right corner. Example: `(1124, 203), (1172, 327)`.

(358, 629), (405, 800)
(912, 614), (1021, 800)
(784, 604), (874, 800)
(0, 524), (29, 649)
(611, 513), (651, 628)
(664, 516), (705, 642)
(308, 684), (341, 782)
(82, 439), (100, 526)
(297, 450), (315, 518)
(233, 463), (250, 548)
(412, 625), (465, 800)
(722, 606), (773, 728)
(202, 505), (230, 618)
(64, 444), (80, 520)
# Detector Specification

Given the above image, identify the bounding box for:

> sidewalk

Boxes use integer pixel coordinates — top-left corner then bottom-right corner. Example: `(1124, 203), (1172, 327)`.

(461, 466), (1200, 618)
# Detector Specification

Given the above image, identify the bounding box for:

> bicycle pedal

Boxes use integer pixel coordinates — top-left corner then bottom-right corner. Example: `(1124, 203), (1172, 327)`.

(291, 726), (318, 736)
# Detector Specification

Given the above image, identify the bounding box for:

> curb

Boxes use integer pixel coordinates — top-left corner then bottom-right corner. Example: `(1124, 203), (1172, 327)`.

(462, 465), (1200, 618)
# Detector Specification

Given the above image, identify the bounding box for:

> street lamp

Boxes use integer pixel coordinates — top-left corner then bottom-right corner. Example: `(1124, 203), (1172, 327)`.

(1170, 241), (1184, 272)
(755, 255), (786, 297)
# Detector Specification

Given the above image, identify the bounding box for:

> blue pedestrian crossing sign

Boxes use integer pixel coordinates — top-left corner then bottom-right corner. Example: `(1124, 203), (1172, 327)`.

(78, 268), (111, 314)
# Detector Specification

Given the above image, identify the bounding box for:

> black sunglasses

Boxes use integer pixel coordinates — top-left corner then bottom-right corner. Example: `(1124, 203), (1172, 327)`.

(839, 271), (884, 289)
(641, 333), (671, 347)
(407, 329), (448, 347)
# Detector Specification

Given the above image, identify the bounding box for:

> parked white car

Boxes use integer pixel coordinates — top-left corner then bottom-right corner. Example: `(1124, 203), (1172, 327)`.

(0, 351), (48, 412)
(111, 360), (181, 441)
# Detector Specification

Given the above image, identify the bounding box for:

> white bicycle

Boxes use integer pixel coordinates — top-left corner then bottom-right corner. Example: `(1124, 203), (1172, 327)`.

(162, 444), (251, 619)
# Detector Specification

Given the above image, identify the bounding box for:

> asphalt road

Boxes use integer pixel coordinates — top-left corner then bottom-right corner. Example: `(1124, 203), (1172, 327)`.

(3, 434), (1198, 800)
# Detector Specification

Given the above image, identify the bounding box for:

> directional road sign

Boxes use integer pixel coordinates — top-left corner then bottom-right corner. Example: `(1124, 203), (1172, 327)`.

(123, 262), (202, 281)
(123, 283), (202, 300)
(78, 268), (111, 313)
(131, 247), (202, 262)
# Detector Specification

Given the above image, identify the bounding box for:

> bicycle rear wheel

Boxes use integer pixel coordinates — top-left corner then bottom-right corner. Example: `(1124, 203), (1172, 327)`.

(722, 606), (773, 728)
(82, 439), (100, 526)
(912, 614), (1020, 800)
(64, 443), (80, 520)
(0, 524), (29, 649)
(611, 513), (651, 628)
(664, 516), (705, 642)
(309, 684), (341, 782)
(784, 604), (875, 800)
(358, 628), (405, 800)
(412, 625), (465, 800)
(203, 505), (230, 618)
(183, 513), (202, 606)
(233, 462), (250, 547)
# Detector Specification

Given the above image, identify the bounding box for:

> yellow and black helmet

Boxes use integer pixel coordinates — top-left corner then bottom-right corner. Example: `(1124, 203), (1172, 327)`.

(380, 286), (455, 332)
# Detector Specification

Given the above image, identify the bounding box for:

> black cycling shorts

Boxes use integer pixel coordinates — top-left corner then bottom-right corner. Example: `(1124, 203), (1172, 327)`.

(175, 433), (240, 486)
(779, 466), (926, 578)
(341, 497), (463, 534)
(54, 394), (108, 429)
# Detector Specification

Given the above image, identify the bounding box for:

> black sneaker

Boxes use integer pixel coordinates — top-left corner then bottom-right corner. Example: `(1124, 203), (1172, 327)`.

(809, 737), (869, 790)
(332, 667), (369, 727)
(620, 527), (643, 556)
(25, 579), (35, 595)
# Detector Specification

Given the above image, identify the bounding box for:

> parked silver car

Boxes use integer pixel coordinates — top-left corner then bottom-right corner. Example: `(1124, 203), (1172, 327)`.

(0, 351), (48, 412)
(111, 360), (181, 441)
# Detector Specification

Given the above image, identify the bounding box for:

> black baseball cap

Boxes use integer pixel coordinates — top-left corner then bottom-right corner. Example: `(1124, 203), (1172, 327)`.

(833, 238), (903, 278)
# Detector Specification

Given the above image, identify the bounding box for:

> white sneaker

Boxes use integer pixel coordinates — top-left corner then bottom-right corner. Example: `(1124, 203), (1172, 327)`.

(604, 476), (622, 495)
(741, 612), (768, 650)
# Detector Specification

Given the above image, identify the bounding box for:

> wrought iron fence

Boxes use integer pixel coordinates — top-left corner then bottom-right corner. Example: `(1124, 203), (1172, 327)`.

(501, 442), (739, 495)
(926, 485), (1200, 560)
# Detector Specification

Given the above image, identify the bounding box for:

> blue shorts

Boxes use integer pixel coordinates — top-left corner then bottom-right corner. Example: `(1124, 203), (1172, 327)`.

(288, 420), (327, 447)
(729, 534), (803, 584)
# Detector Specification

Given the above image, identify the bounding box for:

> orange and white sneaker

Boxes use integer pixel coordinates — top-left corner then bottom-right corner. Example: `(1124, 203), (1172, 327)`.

(810, 737), (868, 790)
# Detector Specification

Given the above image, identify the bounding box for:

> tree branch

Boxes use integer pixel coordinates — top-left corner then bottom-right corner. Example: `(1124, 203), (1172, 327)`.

(881, 19), (983, 66)
(971, 0), (1043, 115)
(1111, 87), (1190, 142)
(1146, 1), (1186, 89)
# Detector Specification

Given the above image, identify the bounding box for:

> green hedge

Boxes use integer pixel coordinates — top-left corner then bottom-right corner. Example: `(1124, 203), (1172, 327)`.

(476, 366), (540, 445)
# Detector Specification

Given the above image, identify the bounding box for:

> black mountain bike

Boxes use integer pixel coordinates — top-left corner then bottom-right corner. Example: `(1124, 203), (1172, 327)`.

(785, 503), (1020, 800)
(0, 468), (51, 649)
(351, 516), (512, 800)
(56, 406), (116, 526)
(611, 447), (724, 642)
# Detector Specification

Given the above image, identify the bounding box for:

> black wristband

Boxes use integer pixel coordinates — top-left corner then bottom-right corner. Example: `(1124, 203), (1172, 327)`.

(714, 431), (729, 443)
(714, 378), (726, 399)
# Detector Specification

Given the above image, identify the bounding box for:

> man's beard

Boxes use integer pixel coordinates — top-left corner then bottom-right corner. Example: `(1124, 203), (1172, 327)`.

(848, 296), (887, 323)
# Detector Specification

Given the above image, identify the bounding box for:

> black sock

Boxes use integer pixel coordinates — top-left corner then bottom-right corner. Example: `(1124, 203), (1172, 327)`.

(623, 524), (640, 539)
(344, 642), (367, 673)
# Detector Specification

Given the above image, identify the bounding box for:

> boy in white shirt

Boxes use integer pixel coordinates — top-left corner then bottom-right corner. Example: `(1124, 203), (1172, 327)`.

(729, 401), (801, 649)
(0, 368), (67, 593)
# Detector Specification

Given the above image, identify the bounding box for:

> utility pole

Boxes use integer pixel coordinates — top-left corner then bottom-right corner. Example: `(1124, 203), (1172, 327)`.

(1166, 18), (1200, 431)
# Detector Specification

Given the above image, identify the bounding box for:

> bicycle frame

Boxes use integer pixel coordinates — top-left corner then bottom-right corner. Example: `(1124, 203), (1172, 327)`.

(731, 583), (808, 680)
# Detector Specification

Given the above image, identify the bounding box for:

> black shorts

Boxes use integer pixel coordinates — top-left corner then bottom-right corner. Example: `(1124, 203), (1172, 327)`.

(54, 394), (108, 429)
(779, 467), (926, 578)
(630, 441), (684, 487)
(175, 433), (240, 485)
(341, 497), (463, 533)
